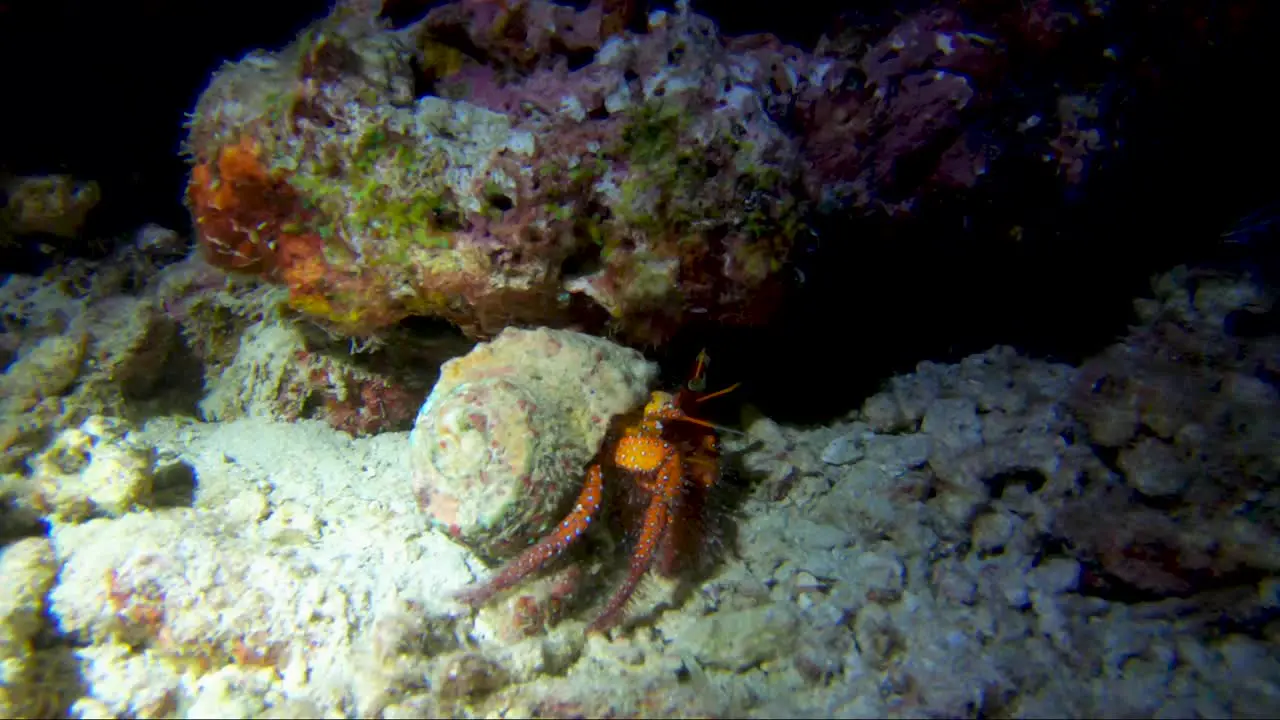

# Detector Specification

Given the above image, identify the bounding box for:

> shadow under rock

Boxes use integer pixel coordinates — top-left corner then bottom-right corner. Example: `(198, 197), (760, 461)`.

(151, 458), (198, 509)
(118, 333), (208, 424)
(19, 626), (89, 718)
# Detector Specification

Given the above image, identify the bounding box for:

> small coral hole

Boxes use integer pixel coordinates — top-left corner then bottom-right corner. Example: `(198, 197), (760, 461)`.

(984, 468), (1047, 498)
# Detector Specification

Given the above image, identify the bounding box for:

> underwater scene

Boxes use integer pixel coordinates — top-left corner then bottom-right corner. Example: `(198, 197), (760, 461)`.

(1, 0), (1279, 716)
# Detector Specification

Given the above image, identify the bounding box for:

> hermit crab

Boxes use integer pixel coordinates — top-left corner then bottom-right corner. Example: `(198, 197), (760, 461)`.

(456, 350), (738, 633)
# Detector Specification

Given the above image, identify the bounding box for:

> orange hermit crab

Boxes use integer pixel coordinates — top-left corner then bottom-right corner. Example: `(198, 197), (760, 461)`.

(456, 350), (738, 633)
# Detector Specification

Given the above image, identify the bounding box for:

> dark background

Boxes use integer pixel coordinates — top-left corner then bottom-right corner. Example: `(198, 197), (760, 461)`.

(2, 0), (1278, 423)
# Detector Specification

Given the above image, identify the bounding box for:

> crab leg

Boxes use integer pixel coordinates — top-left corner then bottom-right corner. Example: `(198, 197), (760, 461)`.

(587, 451), (683, 633)
(457, 464), (603, 607)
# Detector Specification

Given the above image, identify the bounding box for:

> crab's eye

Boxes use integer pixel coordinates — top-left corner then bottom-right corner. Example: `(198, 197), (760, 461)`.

(688, 376), (706, 392)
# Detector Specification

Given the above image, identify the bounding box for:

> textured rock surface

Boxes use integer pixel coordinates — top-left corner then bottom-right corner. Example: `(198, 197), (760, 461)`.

(43, 418), (476, 719)
(0, 256), (189, 472)
(1060, 266), (1280, 594)
(1, 174), (100, 241)
(0, 537), (59, 718)
(176, 0), (1238, 346)
(409, 327), (656, 559)
(0, 247), (1276, 718)
(24, 416), (157, 525)
(182, 0), (811, 344)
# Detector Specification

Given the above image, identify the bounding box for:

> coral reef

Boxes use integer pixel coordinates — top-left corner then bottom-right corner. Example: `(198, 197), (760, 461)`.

(148, 251), (450, 438)
(179, 0), (1206, 346)
(1, 173), (100, 241)
(0, 229), (462, 567)
(0, 246), (192, 453)
(196, 318), (433, 437)
(183, 0), (809, 344)
(0, 331), (87, 472)
(798, 7), (1008, 212)
(409, 327), (657, 559)
(0, 235), (464, 446)
(2, 3), (1270, 711)
(0, 537), (62, 718)
(425, 259), (1275, 717)
(795, 0), (1131, 215)
(22, 416), (157, 525)
(43, 418), (478, 719)
(1060, 266), (1280, 597)
(0, 250), (1276, 716)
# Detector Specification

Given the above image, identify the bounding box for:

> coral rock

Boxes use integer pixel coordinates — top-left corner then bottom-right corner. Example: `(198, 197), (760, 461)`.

(183, 0), (809, 345)
(409, 327), (656, 559)
(25, 417), (156, 524)
(198, 318), (439, 437)
(0, 537), (59, 718)
(2, 174), (100, 239)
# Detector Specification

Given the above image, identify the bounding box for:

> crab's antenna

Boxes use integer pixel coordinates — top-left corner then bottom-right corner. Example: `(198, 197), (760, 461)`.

(674, 415), (746, 436)
(695, 382), (741, 403)
(687, 349), (711, 392)
(708, 421), (746, 436)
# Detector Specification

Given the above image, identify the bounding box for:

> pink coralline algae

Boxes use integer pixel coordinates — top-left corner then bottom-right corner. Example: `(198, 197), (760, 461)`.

(797, 9), (1008, 212)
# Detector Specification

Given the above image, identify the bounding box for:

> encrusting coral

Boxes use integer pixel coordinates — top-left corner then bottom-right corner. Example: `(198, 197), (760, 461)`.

(183, 0), (809, 345)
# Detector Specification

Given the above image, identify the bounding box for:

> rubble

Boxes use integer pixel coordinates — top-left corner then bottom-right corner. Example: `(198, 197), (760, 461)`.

(0, 263), (1275, 717)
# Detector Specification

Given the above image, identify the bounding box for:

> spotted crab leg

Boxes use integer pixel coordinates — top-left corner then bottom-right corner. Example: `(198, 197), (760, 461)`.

(586, 451), (683, 633)
(456, 464), (603, 607)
